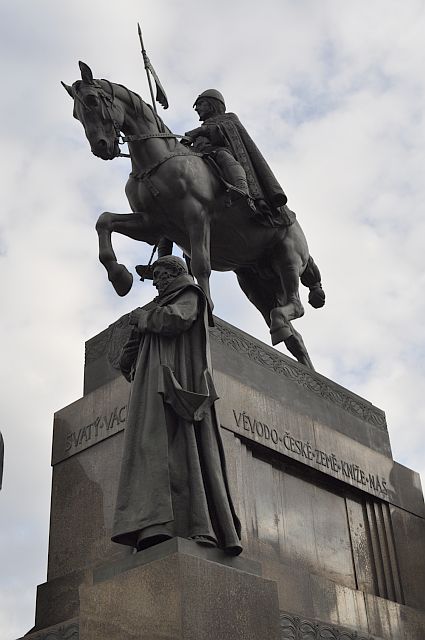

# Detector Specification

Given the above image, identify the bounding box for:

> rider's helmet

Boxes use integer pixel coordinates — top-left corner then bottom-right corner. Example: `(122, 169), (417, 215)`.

(193, 89), (226, 110)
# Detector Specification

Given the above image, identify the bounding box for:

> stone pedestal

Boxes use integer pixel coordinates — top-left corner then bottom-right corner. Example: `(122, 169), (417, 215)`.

(78, 538), (279, 640)
(21, 315), (425, 640)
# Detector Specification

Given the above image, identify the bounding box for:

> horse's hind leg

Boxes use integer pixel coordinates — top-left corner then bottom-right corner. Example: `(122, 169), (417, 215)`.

(235, 267), (274, 327)
(269, 254), (305, 345)
(267, 230), (316, 368)
(301, 255), (326, 308)
(236, 266), (314, 369)
(284, 327), (314, 370)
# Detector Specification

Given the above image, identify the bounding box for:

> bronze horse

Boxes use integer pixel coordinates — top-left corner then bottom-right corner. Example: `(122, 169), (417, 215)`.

(62, 62), (325, 368)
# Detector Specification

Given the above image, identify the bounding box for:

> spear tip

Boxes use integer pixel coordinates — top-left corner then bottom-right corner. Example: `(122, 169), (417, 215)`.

(137, 22), (145, 50)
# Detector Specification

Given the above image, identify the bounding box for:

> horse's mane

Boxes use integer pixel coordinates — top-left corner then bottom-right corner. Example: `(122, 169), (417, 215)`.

(72, 78), (171, 135)
(104, 80), (172, 135)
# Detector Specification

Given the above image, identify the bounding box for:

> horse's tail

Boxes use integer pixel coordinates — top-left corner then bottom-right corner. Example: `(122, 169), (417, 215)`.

(301, 256), (326, 308)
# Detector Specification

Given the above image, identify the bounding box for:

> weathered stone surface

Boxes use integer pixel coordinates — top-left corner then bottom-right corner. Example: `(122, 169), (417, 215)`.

(216, 371), (395, 504)
(35, 570), (88, 631)
(364, 593), (425, 639)
(210, 318), (387, 433)
(390, 504), (425, 611)
(53, 353), (425, 518)
(52, 376), (128, 465)
(22, 316), (425, 640)
(92, 536), (262, 584)
(84, 315), (390, 453)
(18, 618), (79, 640)
(48, 432), (131, 582)
(79, 541), (280, 640)
(280, 611), (381, 640)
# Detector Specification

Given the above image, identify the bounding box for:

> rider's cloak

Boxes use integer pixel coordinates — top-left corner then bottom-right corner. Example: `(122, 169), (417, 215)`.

(186, 112), (288, 207)
(111, 275), (242, 554)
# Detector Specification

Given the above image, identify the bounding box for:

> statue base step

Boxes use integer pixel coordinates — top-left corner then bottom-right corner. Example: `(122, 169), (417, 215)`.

(80, 537), (279, 640)
(22, 538), (280, 640)
(21, 315), (425, 640)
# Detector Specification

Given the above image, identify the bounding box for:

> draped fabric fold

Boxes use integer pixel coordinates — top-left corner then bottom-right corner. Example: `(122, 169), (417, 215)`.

(112, 275), (242, 555)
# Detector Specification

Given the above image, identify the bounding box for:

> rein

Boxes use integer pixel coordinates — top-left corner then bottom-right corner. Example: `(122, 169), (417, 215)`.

(130, 150), (203, 185)
(84, 81), (189, 167)
(118, 132), (184, 159)
(121, 132), (183, 143)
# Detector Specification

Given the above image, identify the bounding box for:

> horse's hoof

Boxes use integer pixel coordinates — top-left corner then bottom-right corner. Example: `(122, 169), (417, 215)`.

(270, 326), (292, 346)
(269, 308), (292, 344)
(108, 263), (133, 296)
(283, 335), (315, 370)
(309, 285), (325, 309)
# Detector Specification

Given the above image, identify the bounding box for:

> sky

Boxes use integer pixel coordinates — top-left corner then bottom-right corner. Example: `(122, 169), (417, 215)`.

(1, 1), (425, 637)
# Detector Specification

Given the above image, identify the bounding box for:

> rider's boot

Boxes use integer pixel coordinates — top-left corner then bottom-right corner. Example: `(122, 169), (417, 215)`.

(158, 237), (173, 258)
(215, 150), (255, 210)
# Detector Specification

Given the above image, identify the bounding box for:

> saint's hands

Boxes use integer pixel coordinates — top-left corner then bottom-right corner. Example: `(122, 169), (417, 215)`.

(129, 309), (148, 333)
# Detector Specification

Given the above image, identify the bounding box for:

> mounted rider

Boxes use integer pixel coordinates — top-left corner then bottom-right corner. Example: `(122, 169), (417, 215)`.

(181, 89), (295, 227)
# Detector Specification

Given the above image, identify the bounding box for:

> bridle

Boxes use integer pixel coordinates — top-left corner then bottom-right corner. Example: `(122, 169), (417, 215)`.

(75, 80), (183, 158)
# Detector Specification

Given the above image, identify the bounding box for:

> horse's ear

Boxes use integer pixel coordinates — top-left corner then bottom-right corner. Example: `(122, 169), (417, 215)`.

(61, 81), (74, 98)
(79, 61), (94, 85)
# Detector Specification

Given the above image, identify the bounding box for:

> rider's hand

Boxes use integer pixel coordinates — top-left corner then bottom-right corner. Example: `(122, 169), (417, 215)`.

(180, 136), (193, 146)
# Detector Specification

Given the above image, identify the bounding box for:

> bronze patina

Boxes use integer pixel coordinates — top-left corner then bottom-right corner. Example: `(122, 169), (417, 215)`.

(112, 256), (242, 554)
(62, 62), (325, 368)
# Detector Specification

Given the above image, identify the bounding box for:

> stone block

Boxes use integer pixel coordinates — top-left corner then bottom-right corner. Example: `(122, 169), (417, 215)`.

(79, 540), (280, 640)
(47, 431), (131, 582)
(390, 504), (425, 611)
(17, 618), (79, 640)
(364, 593), (425, 640)
(84, 315), (392, 459)
(35, 570), (88, 631)
(21, 315), (425, 640)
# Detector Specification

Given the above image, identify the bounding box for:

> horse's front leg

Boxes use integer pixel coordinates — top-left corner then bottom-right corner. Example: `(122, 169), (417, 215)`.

(95, 211), (155, 297)
(184, 205), (213, 312)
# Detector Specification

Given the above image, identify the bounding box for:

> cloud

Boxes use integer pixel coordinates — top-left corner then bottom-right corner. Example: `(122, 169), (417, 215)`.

(1, 1), (425, 637)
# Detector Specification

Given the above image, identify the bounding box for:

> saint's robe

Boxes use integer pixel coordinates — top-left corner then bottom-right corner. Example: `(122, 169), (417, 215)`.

(111, 275), (242, 555)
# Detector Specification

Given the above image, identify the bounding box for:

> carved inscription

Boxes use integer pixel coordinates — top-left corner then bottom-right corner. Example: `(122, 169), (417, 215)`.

(233, 410), (279, 445)
(233, 410), (388, 497)
(65, 405), (127, 452)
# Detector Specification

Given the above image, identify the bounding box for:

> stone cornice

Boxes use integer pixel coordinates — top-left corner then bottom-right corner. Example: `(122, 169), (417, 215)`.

(210, 318), (387, 431)
(84, 313), (387, 431)
(280, 611), (380, 639)
(23, 621), (79, 640)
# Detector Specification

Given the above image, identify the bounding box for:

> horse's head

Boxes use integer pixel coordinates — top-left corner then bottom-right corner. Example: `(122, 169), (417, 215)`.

(62, 62), (124, 160)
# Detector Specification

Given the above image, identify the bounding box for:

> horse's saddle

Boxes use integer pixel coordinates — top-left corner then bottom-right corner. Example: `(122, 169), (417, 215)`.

(203, 155), (296, 228)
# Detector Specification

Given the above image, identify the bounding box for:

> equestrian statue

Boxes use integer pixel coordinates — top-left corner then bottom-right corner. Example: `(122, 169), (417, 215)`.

(62, 61), (325, 369)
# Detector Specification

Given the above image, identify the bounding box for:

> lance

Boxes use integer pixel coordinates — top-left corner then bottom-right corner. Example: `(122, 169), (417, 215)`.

(137, 22), (169, 113)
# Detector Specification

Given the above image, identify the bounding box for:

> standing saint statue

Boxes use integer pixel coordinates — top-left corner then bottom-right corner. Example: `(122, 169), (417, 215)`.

(111, 255), (242, 555)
